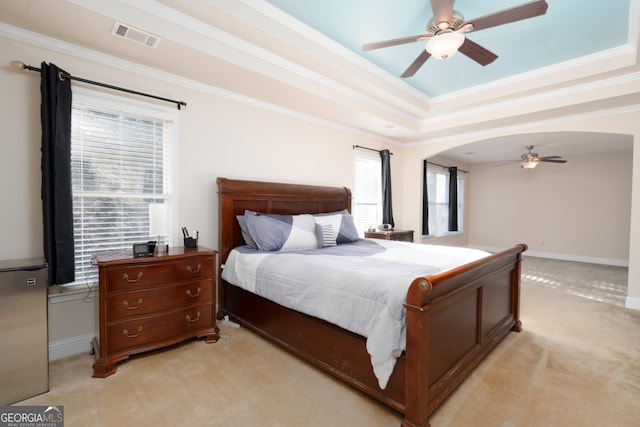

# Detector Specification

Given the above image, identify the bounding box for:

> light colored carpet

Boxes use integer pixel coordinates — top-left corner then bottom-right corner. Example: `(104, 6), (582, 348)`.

(17, 258), (640, 426)
(521, 256), (628, 307)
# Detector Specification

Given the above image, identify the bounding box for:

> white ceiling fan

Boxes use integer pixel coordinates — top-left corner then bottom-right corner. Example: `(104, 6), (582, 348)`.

(362, 0), (549, 78)
(496, 145), (567, 169)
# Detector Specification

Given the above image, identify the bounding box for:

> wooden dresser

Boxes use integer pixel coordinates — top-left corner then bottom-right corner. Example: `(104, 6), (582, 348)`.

(364, 229), (414, 242)
(92, 247), (218, 378)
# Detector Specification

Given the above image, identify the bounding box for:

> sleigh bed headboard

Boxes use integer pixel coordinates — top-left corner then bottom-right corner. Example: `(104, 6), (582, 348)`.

(216, 177), (351, 264)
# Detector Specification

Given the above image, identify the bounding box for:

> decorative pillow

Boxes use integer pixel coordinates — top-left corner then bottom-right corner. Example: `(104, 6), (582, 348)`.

(313, 211), (360, 244)
(244, 211), (318, 251)
(236, 215), (258, 249)
(315, 223), (337, 248)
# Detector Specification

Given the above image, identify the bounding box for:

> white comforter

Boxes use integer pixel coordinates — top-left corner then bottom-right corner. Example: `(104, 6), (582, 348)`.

(221, 239), (489, 389)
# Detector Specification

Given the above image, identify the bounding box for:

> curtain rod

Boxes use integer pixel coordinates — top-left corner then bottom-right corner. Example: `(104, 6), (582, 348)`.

(426, 160), (468, 174)
(11, 60), (187, 110)
(353, 145), (393, 155)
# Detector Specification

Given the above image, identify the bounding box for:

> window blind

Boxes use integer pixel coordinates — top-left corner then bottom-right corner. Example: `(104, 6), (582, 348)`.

(354, 149), (382, 233)
(70, 99), (172, 286)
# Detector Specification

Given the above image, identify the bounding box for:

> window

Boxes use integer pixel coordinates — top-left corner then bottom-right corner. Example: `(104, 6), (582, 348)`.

(70, 90), (177, 287)
(353, 149), (382, 234)
(424, 165), (465, 236)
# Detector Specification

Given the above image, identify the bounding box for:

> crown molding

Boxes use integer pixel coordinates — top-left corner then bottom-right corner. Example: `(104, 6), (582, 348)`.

(419, 47), (640, 133)
(235, 0), (432, 104)
(408, 102), (640, 148)
(7, 0), (638, 145)
(68, 0), (426, 122)
(0, 22), (399, 146)
(430, 44), (637, 106)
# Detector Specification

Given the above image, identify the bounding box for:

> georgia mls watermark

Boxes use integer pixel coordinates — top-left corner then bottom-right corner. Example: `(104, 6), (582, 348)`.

(0, 406), (64, 427)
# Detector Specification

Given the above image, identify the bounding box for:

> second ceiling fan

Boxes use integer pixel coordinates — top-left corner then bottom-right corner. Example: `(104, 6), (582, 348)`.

(497, 145), (568, 169)
(362, 0), (549, 78)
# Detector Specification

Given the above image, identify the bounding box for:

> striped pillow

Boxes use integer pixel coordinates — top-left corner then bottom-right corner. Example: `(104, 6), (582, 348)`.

(315, 223), (337, 247)
(314, 212), (360, 244)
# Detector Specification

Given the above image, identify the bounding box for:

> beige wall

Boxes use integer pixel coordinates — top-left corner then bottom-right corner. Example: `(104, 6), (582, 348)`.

(402, 146), (632, 265)
(468, 150), (632, 265)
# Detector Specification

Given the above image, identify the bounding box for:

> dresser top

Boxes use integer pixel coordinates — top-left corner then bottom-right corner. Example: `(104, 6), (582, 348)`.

(93, 246), (215, 265)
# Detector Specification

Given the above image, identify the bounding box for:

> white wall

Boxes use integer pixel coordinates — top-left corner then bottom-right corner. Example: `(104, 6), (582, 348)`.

(0, 36), (404, 359)
(468, 150), (632, 265)
(0, 40), (42, 260)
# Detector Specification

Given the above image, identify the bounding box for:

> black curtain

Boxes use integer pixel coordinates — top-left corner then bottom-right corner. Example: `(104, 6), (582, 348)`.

(380, 149), (395, 227)
(422, 159), (429, 235)
(41, 62), (75, 285)
(448, 167), (458, 232)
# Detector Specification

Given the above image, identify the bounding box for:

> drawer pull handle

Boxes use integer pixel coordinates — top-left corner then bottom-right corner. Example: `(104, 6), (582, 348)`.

(186, 288), (201, 298)
(186, 264), (202, 274)
(123, 326), (143, 338)
(123, 298), (143, 310)
(186, 312), (201, 324)
(123, 272), (143, 283)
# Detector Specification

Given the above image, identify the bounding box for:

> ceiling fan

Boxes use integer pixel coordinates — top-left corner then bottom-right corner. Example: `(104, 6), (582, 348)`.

(498, 145), (568, 169)
(362, 0), (549, 78)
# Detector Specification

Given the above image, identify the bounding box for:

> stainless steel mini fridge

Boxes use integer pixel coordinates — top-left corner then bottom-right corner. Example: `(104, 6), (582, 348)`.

(0, 258), (49, 405)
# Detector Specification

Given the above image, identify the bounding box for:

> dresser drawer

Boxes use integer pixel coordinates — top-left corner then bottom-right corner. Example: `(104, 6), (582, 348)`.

(107, 279), (213, 321)
(92, 247), (218, 378)
(107, 304), (214, 353)
(106, 257), (214, 292)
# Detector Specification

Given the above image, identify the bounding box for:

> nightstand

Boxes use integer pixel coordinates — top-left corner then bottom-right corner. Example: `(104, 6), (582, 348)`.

(365, 229), (414, 242)
(91, 246), (219, 378)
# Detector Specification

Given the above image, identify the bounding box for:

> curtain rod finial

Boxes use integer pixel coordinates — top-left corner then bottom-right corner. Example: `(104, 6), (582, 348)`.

(10, 60), (26, 70)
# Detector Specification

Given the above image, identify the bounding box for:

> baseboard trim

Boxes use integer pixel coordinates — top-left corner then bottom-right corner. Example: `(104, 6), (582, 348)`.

(471, 246), (629, 267)
(49, 333), (95, 361)
(625, 297), (640, 310)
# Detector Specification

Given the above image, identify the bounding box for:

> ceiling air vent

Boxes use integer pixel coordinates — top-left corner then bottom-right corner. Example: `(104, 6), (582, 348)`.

(111, 22), (161, 49)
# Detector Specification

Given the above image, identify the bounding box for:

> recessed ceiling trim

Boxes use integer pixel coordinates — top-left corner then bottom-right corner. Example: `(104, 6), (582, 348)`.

(408, 103), (640, 148)
(420, 67), (640, 134)
(265, 1), (632, 91)
(429, 45), (636, 107)
(72, 0), (427, 123)
(234, 0), (432, 102)
(0, 22), (400, 146)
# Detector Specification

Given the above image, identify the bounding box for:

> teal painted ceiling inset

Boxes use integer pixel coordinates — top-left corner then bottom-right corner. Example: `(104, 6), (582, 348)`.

(266, 0), (630, 97)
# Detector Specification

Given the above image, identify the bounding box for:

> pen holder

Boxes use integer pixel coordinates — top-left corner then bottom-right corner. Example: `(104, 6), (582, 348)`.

(184, 237), (197, 248)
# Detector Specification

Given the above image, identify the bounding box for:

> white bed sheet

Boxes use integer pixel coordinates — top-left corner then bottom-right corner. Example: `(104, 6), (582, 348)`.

(221, 239), (490, 389)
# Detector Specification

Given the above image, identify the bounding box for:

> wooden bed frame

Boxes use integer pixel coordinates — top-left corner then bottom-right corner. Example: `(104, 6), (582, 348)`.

(217, 177), (527, 427)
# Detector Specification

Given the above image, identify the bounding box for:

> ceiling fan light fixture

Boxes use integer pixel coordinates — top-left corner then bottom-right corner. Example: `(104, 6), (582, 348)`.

(521, 159), (539, 169)
(426, 31), (465, 60)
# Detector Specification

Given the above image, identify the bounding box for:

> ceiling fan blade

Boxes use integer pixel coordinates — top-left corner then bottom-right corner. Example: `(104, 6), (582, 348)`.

(401, 50), (431, 78)
(538, 155), (562, 160)
(362, 34), (427, 51)
(430, 0), (454, 27)
(458, 38), (498, 66)
(540, 159), (567, 163)
(465, 0), (548, 33)
(493, 160), (521, 167)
